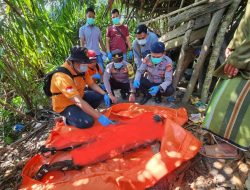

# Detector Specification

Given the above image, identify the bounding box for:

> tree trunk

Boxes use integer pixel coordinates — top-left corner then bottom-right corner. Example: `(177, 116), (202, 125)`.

(201, 0), (242, 103)
(182, 8), (226, 103)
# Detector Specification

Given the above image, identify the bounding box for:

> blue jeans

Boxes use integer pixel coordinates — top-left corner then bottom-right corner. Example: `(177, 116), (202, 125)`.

(96, 54), (104, 71)
(60, 91), (103, 129)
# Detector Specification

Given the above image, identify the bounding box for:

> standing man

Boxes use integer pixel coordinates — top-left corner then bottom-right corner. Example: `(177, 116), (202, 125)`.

(79, 7), (106, 71)
(50, 46), (113, 128)
(133, 42), (174, 104)
(106, 9), (133, 61)
(132, 24), (158, 68)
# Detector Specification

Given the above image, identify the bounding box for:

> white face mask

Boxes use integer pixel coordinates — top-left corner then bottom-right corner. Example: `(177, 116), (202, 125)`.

(79, 65), (88, 73)
(114, 62), (123, 69)
(137, 38), (147, 45)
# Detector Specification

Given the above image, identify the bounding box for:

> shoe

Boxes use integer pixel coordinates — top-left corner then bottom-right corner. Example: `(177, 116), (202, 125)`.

(155, 96), (162, 103)
(120, 89), (128, 100)
(139, 94), (152, 105)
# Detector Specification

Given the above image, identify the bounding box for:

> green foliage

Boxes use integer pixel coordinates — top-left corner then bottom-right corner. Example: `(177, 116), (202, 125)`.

(0, 0), (136, 144)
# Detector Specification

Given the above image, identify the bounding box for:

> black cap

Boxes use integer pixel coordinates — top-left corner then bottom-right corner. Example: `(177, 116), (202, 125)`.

(68, 46), (91, 64)
(135, 24), (147, 34)
(111, 49), (123, 62)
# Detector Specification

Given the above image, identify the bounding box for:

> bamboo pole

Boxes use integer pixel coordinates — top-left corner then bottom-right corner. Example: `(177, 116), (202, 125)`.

(201, 0), (242, 103)
(173, 19), (195, 89)
(182, 8), (226, 103)
(140, 0), (208, 25)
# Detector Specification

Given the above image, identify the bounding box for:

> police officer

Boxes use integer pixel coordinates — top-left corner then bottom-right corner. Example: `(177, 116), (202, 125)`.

(103, 49), (136, 103)
(133, 42), (174, 104)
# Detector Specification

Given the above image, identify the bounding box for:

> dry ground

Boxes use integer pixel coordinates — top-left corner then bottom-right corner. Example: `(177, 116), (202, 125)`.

(0, 91), (249, 190)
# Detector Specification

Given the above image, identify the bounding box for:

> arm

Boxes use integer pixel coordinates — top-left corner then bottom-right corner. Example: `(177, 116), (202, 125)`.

(106, 37), (111, 52)
(132, 40), (142, 67)
(89, 83), (106, 95)
(160, 64), (173, 91)
(79, 27), (86, 47)
(103, 69), (112, 94)
(126, 36), (132, 50)
(134, 61), (147, 81)
(71, 95), (101, 119)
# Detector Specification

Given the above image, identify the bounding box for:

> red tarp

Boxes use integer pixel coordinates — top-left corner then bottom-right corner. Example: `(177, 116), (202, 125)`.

(20, 103), (201, 190)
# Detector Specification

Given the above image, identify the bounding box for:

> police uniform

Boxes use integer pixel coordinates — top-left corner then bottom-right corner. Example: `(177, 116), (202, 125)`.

(103, 60), (135, 98)
(134, 54), (174, 100)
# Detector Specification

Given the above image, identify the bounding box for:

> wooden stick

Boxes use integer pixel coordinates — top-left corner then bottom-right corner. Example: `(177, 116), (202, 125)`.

(140, 0), (208, 25)
(173, 19), (195, 89)
(201, 0), (242, 103)
(168, 0), (232, 27)
(182, 8), (226, 103)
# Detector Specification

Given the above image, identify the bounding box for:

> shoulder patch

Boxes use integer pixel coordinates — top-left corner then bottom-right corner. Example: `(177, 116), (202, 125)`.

(166, 64), (173, 72)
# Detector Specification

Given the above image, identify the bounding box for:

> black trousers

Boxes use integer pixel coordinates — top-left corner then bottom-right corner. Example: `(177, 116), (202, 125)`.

(110, 78), (130, 94)
(139, 77), (174, 97)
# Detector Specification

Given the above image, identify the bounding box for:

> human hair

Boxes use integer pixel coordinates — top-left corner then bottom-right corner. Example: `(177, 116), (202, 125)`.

(111, 8), (119, 15)
(86, 7), (95, 15)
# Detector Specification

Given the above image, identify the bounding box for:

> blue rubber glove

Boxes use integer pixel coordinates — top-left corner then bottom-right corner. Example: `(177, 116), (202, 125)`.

(133, 80), (140, 88)
(103, 93), (111, 107)
(98, 115), (114, 127)
(128, 50), (133, 60)
(92, 73), (101, 80)
(107, 52), (112, 61)
(149, 86), (160, 96)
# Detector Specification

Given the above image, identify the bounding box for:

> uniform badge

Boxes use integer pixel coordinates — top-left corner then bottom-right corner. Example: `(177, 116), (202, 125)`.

(66, 86), (73, 93)
(166, 64), (173, 72)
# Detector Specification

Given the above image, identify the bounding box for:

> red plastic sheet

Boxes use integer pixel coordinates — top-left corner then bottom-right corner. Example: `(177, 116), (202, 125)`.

(20, 103), (201, 190)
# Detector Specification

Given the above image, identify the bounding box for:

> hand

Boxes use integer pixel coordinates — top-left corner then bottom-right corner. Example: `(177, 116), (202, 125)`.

(128, 93), (135, 102)
(107, 52), (112, 61)
(92, 73), (101, 80)
(133, 80), (140, 88)
(224, 64), (238, 78)
(109, 94), (118, 104)
(225, 48), (233, 58)
(149, 86), (160, 96)
(128, 50), (133, 60)
(103, 93), (111, 107)
(98, 115), (114, 127)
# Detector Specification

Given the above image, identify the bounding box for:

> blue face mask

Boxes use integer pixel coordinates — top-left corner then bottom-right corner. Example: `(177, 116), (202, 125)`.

(151, 56), (163, 64)
(86, 18), (95, 25)
(114, 62), (123, 69)
(79, 65), (88, 73)
(112, 17), (120, 25)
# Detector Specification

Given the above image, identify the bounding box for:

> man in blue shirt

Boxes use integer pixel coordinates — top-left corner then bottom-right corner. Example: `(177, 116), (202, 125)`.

(132, 24), (158, 68)
(79, 7), (106, 71)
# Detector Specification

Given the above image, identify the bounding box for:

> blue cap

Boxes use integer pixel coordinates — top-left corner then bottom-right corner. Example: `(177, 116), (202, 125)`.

(150, 42), (165, 53)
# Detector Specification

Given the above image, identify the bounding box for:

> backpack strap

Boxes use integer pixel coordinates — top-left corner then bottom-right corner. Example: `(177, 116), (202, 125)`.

(51, 67), (85, 96)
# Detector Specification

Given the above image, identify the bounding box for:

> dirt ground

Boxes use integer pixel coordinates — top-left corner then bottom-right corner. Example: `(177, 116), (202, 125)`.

(0, 91), (249, 190)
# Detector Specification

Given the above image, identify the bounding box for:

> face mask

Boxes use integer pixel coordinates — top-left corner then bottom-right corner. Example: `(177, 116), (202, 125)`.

(114, 62), (123, 69)
(86, 18), (95, 25)
(151, 56), (163, 64)
(112, 17), (120, 25)
(79, 65), (88, 73)
(137, 38), (147, 46)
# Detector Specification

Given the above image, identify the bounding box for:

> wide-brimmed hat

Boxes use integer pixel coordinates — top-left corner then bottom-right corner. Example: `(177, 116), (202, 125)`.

(68, 46), (91, 64)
